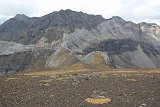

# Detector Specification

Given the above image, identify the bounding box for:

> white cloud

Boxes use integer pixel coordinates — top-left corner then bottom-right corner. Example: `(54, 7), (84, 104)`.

(35, 0), (123, 18)
(0, 0), (160, 25)
(0, 0), (38, 17)
(118, 0), (160, 24)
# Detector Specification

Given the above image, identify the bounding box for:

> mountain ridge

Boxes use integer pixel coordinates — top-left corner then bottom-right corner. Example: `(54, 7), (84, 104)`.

(0, 9), (160, 74)
(0, 9), (105, 44)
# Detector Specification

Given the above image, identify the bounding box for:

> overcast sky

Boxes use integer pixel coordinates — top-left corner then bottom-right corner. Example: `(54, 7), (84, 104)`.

(0, 0), (160, 25)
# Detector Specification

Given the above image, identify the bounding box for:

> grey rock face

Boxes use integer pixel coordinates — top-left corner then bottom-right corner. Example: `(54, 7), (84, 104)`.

(111, 45), (156, 68)
(0, 41), (34, 55)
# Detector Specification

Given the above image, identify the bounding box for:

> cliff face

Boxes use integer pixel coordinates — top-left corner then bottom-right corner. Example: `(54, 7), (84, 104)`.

(0, 9), (160, 74)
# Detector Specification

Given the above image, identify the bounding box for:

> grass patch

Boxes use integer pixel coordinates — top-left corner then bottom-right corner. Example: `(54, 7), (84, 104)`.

(20, 69), (89, 76)
(85, 97), (111, 105)
(31, 76), (39, 78)
(56, 77), (64, 81)
(5, 78), (18, 81)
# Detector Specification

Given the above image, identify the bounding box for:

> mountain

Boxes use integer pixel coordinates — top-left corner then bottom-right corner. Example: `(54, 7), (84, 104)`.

(0, 9), (105, 44)
(0, 9), (160, 74)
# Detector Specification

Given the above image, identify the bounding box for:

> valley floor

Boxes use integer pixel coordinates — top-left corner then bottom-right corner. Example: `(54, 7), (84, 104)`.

(0, 69), (160, 107)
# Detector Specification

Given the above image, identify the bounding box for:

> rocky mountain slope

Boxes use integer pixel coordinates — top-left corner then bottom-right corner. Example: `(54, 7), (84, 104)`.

(0, 9), (160, 74)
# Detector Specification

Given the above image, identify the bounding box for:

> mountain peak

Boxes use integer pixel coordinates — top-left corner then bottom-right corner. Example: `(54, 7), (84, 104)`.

(59, 9), (73, 12)
(57, 9), (103, 18)
(110, 16), (124, 20)
(14, 14), (29, 21)
(106, 16), (125, 24)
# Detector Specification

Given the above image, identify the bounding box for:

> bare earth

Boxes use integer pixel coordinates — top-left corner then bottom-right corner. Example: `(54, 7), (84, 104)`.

(0, 69), (160, 107)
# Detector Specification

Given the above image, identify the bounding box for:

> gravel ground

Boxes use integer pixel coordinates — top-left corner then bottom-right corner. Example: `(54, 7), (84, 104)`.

(0, 70), (160, 107)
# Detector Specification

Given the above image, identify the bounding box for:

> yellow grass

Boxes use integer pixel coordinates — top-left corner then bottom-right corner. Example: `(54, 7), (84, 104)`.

(85, 97), (111, 105)
(101, 68), (160, 74)
(92, 52), (111, 69)
(17, 67), (160, 78)
(5, 78), (18, 81)
(20, 69), (87, 76)
(69, 63), (87, 70)
(56, 77), (64, 81)
(31, 76), (39, 78)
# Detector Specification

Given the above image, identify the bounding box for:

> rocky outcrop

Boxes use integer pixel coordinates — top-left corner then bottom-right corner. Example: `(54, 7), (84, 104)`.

(0, 41), (34, 55)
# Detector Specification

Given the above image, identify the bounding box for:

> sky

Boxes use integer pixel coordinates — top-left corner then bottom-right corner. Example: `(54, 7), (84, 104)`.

(0, 0), (160, 25)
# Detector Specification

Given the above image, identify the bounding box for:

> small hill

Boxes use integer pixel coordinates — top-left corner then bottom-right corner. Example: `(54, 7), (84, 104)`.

(45, 48), (80, 69)
(82, 51), (112, 69)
